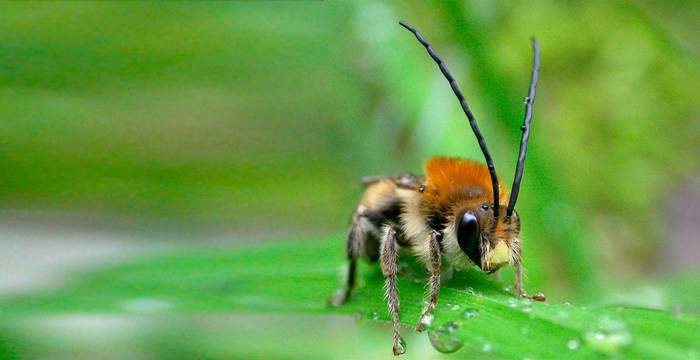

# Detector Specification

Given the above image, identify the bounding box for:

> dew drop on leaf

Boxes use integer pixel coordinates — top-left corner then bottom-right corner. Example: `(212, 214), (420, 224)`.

(447, 303), (460, 311)
(462, 308), (479, 319)
(582, 316), (632, 354)
(567, 339), (580, 350)
(394, 336), (406, 355)
(368, 310), (380, 320)
(428, 321), (463, 353)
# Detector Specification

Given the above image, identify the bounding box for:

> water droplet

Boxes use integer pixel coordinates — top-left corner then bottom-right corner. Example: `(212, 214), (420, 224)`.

(582, 316), (632, 354)
(503, 285), (513, 293)
(369, 311), (380, 320)
(532, 291), (546, 302)
(394, 336), (406, 355)
(419, 313), (434, 329)
(523, 96), (531, 103)
(481, 342), (493, 352)
(567, 339), (580, 350)
(564, 301), (571, 306)
(462, 308), (479, 319)
(428, 321), (463, 353)
(465, 286), (476, 295)
(447, 303), (460, 311)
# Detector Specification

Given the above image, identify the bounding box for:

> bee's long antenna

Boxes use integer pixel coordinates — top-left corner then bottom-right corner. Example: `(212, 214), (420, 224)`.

(506, 38), (540, 218)
(399, 20), (500, 219)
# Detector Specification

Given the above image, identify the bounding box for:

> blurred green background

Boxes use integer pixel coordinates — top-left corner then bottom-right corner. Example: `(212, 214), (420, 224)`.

(0, 1), (699, 359)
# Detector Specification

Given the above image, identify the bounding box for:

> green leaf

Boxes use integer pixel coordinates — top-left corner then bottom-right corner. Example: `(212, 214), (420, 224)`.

(1, 238), (698, 359)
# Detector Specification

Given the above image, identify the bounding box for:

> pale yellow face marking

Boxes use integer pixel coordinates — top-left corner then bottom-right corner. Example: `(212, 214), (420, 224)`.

(489, 241), (511, 268)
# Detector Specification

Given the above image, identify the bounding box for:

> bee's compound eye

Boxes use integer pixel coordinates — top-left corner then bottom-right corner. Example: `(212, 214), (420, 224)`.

(457, 211), (481, 267)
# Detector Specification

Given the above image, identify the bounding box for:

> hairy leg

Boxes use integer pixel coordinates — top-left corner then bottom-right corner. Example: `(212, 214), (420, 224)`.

(380, 225), (405, 356)
(416, 230), (442, 332)
(515, 259), (524, 297)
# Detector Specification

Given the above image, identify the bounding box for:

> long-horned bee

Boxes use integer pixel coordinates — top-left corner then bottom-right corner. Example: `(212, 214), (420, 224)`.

(330, 21), (540, 355)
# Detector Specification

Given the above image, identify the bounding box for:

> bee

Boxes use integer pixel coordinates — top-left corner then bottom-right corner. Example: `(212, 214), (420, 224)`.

(330, 21), (540, 356)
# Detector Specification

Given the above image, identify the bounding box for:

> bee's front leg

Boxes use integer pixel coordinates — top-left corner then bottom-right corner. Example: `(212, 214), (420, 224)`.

(380, 225), (405, 356)
(514, 259), (525, 297)
(512, 239), (525, 298)
(416, 230), (442, 332)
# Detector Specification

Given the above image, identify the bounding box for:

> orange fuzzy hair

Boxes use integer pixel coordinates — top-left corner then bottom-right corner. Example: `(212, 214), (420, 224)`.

(423, 156), (508, 207)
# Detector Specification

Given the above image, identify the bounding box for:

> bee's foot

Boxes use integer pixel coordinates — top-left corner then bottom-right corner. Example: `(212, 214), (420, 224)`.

(326, 288), (350, 308)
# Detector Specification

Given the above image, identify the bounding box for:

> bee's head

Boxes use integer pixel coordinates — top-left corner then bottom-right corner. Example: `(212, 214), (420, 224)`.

(456, 203), (521, 272)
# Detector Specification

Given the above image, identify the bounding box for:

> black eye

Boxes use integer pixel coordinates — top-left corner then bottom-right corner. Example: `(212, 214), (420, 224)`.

(480, 204), (490, 211)
(457, 211), (481, 267)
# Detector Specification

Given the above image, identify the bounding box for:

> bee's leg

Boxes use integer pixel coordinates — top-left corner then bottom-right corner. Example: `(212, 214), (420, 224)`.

(380, 225), (405, 356)
(343, 214), (363, 300)
(513, 239), (525, 297)
(514, 259), (524, 297)
(416, 230), (442, 332)
(328, 213), (365, 307)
